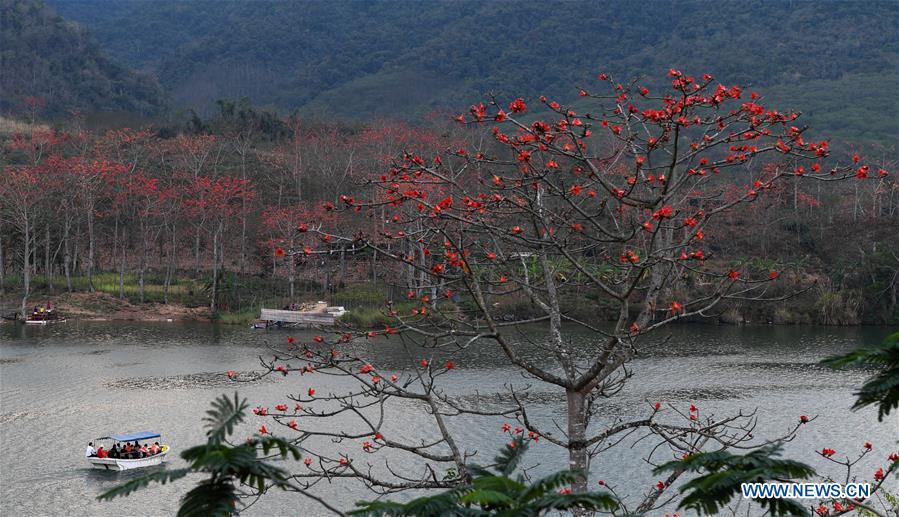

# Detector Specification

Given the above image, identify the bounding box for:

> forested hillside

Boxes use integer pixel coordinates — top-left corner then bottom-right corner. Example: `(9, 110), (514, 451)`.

(0, 0), (166, 116)
(46, 0), (899, 143)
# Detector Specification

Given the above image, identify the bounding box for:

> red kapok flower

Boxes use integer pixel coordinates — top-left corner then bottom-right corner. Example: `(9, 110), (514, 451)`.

(307, 387), (316, 396)
(274, 247), (285, 258)
(800, 415), (809, 424)
(509, 98), (527, 113)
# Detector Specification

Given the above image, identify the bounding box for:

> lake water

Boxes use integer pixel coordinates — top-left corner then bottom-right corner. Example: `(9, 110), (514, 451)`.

(1, 321), (896, 516)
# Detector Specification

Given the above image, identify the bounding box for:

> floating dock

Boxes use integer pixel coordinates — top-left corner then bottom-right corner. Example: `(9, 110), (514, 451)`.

(259, 301), (346, 327)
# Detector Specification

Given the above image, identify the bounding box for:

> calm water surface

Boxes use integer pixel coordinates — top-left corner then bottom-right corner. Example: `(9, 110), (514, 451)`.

(1, 321), (897, 516)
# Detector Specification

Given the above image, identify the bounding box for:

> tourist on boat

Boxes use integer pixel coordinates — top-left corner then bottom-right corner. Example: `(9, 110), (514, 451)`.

(140, 444), (149, 457)
(96, 446), (108, 458)
(85, 442), (96, 457)
(109, 444), (119, 459)
(150, 442), (160, 455)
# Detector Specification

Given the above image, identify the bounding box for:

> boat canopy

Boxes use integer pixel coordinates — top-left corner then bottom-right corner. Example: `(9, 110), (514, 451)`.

(98, 431), (161, 442)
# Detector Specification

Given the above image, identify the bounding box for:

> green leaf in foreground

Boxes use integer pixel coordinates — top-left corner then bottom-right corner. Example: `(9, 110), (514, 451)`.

(654, 445), (816, 516)
(351, 435), (618, 516)
(821, 331), (899, 421)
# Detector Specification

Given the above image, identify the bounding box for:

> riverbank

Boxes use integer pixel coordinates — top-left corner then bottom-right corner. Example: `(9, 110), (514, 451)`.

(1, 292), (210, 322)
(1, 270), (893, 327)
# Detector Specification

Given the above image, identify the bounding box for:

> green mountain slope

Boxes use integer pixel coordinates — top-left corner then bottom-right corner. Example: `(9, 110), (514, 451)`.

(42, 0), (899, 142)
(0, 0), (166, 117)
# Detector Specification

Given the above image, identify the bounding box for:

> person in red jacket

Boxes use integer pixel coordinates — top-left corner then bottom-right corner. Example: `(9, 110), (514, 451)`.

(96, 446), (108, 458)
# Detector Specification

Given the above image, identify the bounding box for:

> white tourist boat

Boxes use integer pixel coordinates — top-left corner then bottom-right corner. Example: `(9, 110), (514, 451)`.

(87, 431), (170, 471)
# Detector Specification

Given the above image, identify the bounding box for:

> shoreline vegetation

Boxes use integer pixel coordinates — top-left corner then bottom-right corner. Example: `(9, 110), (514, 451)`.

(0, 271), (888, 328)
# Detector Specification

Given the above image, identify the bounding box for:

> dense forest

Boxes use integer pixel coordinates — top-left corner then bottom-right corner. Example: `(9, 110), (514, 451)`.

(13, 0), (899, 144)
(1, 92), (897, 325)
(0, 0), (166, 116)
(0, 0), (897, 325)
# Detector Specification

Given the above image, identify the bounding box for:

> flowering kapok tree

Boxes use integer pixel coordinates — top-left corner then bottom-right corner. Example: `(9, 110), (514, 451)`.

(182, 175), (255, 310)
(248, 70), (889, 513)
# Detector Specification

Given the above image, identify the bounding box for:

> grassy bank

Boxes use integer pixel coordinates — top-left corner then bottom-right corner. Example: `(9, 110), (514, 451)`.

(3, 271), (893, 327)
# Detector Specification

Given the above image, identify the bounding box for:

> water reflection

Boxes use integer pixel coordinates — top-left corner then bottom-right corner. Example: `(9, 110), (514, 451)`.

(1, 321), (896, 516)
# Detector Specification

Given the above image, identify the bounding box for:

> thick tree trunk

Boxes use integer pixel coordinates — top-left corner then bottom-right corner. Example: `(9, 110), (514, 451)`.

(566, 389), (589, 494)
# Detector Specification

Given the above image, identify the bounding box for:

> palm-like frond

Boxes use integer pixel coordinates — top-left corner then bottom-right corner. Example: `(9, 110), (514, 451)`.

(351, 490), (484, 516)
(176, 479), (238, 517)
(204, 392), (247, 445)
(353, 438), (618, 516)
(822, 332), (899, 421)
(528, 492), (619, 513)
(491, 435), (528, 476)
(655, 445), (815, 516)
(517, 470), (583, 504)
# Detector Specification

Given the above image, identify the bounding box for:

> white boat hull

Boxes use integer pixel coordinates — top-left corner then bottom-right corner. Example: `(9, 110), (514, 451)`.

(88, 452), (167, 471)
(25, 319), (66, 325)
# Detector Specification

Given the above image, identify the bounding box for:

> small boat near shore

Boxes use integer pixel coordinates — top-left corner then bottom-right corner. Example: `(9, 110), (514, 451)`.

(87, 431), (169, 471)
(25, 317), (66, 325)
(25, 301), (65, 324)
